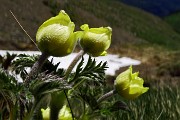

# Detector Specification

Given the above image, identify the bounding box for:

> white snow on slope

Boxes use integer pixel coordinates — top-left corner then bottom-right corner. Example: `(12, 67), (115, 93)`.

(0, 50), (141, 76)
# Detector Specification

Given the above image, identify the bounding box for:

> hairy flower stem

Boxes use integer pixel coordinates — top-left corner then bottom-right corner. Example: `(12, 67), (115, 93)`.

(64, 91), (75, 120)
(97, 90), (116, 103)
(64, 50), (85, 79)
(25, 52), (49, 86)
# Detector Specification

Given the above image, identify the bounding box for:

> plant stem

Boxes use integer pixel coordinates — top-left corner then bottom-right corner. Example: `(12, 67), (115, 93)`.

(64, 50), (85, 80)
(68, 78), (86, 95)
(25, 52), (49, 86)
(64, 91), (75, 120)
(97, 90), (116, 103)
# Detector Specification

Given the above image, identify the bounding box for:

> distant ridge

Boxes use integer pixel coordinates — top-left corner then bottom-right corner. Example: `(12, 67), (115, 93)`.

(120, 0), (180, 17)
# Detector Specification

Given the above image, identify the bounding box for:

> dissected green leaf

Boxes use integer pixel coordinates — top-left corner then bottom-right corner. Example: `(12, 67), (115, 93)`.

(30, 73), (71, 98)
(71, 56), (108, 86)
(0, 52), (17, 70)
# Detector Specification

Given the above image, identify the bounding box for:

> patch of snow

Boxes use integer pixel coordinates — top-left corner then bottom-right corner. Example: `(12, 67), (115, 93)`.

(0, 50), (140, 76)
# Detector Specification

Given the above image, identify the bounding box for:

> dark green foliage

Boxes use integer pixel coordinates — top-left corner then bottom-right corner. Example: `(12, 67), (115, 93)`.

(72, 56), (108, 85)
(0, 52), (115, 119)
(1, 52), (179, 119)
(0, 53), (71, 119)
(0, 68), (17, 90)
(30, 73), (71, 98)
(0, 52), (16, 70)
(0, 68), (21, 120)
(67, 56), (131, 119)
(12, 54), (38, 80)
(0, 70), (23, 120)
(41, 58), (64, 76)
(12, 54), (65, 80)
(69, 56), (108, 111)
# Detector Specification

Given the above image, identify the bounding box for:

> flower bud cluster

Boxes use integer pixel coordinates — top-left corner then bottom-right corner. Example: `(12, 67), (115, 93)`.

(36, 10), (112, 57)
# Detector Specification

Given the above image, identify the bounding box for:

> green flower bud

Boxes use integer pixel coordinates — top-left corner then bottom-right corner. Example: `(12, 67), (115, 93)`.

(114, 66), (149, 100)
(41, 107), (50, 120)
(41, 105), (73, 120)
(36, 10), (77, 57)
(59, 105), (73, 120)
(79, 24), (112, 57)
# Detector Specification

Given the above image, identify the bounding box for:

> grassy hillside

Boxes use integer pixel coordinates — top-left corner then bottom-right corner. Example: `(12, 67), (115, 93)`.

(0, 0), (52, 50)
(54, 0), (180, 50)
(165, 12), (180, 34)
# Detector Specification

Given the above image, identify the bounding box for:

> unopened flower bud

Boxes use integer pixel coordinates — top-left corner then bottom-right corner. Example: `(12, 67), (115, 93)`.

(79, 24), (112, 57)
(41, 105), (73, 120)
(114, 66), (149, 100)
(41, 107), (50, 120)
(36, 10), (77, 57)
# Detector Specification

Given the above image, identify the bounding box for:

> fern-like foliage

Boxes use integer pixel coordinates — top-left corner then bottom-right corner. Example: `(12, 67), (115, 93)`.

(0, 52), (125, 120)
(12, 54), (64, 80)
(0, 68), (19, 119)
(30, 72), (71, 99)
(68, 56), (109, 118)
(0, 53), (68, 119)
(72, 56), (108, 86)
(0, 68), (17, 91)
(0, 52), (16, 70)
(12, 54), (38, 80)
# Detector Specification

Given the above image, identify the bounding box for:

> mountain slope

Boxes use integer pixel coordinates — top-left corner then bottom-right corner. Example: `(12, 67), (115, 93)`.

(58, 0), (180, 50)
(0, 0), (180, 51)
(0, 0), (52, 50)
(165, 12), (180, 34)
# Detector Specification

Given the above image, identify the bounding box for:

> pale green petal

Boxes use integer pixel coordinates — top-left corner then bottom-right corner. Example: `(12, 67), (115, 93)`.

(115, 67), (131, 90)
(117, 87), (139, 100)
(89, 27), (112, 34)
(59, 105), (73, 120)
(115, 66), (149, 100)
(80, 24), (89, 31)
(141, 87), (149, 93)
(74, 31), (84, 40)
(41, 107), (50, 120)
(129, 84), (144, 94)
(100, 51), (107, 56)
(89, 51), (107, 57)
(39, 10), (72, 29)
(131, 72), (138, 80)
(131, 77), (144, 87)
